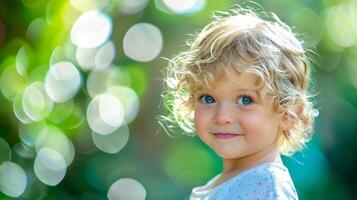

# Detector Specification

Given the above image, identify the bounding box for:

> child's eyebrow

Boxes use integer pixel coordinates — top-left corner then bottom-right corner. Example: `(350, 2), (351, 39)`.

(236, 88), (261, 98)
(195, 87), (261, 97)
(194, 86), (210, 92)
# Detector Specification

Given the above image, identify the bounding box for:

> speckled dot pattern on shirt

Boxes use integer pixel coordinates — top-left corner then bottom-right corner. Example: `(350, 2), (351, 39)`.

(190, 161), (298, 200)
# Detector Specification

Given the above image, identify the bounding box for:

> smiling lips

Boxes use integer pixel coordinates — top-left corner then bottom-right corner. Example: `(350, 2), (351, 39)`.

(212, 133), (242, 139)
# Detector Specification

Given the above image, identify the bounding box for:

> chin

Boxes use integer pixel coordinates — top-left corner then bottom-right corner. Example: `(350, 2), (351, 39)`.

(216, 151), (244, 159)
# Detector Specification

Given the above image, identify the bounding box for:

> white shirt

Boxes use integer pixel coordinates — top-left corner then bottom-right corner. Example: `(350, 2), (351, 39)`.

(190, 161), (298, 200)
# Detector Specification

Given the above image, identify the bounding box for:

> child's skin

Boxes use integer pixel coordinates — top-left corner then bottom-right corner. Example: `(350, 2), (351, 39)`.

(193, 69), (292, 188)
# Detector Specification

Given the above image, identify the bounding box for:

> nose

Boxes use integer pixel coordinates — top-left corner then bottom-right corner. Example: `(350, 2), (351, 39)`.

(213, 103), (235, 125)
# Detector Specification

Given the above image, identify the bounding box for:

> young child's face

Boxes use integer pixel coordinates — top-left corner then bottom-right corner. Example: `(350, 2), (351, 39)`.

(193, 70), (285, 159)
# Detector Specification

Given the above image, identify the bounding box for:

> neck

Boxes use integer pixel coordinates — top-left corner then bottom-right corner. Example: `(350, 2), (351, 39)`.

(222, 145), (281, 175)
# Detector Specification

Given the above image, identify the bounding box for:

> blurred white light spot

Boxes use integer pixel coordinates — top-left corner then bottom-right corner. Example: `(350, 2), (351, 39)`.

(312, 109), (319, 117)
(161, 0), (206, 14)
(166, 77), (178, 89)
(92, 125), (129, 154)
(86, 67), (128, 98)
(19, 121), (47, 147)
(107, 178), (146, 200)
(26, 18), (46, 41)
(76, 47), (97, 71)
(0, 137), (11, 163)
(0, 161), (27, 197)
(13, 93), (33, 124)
(0, 65), (28, 101)
(34, 147), (67, 186)
(35, 125), (75, 166)
(87, 94), (125, 135)
(70, 0), (109, 13)
(76, 41), (115, 71)
(95, 41), (115, 71)
(45, 61), (82, 103)
(123, 23), (163, 62)
(22, 81), (54, 121)
(118, 0), (149, 14)
(16, 46), (30, 76)
(71, 10), (112, 48)
(49, 43), (77, 67)
(13, 142), (36, 158)
(324, 3), (357, 47)
(107, 86), (139, 124)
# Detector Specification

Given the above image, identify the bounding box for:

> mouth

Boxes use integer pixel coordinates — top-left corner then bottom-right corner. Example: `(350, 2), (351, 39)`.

(212, 132), (242, 139)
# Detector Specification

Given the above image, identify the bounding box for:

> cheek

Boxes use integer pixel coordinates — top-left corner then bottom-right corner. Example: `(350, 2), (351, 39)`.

(240, 112), (280, 140)
(194, 112), (210, 144)
(239, 113), (261, 133)
(194, 109), (207, 133)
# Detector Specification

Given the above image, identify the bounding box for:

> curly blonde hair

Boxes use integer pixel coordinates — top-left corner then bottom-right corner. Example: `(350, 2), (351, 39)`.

(161, 6), (317, 156)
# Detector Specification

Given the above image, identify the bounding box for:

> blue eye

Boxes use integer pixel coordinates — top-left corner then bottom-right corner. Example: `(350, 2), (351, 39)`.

(200, 95), (215, 104)
(238, 96), (253, 105)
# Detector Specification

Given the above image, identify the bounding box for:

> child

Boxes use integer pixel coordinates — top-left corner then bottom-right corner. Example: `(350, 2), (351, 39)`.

(162, 5), (317, 200)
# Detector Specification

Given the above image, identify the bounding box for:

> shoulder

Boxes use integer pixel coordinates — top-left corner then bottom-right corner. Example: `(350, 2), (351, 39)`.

(190, 162), (299, 200)
(248, 162), (299, 200)
(222, 162), (299, 200)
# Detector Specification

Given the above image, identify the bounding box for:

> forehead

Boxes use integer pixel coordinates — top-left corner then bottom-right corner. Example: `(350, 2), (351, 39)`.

(195, 70), (275, 101)
(196, 70), (262, 91)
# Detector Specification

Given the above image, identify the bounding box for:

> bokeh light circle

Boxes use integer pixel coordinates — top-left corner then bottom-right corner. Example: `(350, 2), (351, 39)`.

(22, 81), (54, 121)
(76, 47), (97, 71)
(13, 92), (33, 124)
(107, 178), (146, 200)
(49, 43), (77, 69)
(95, 41), (116, 71)
(107, 86), (140, 124)
(45, 61), (82, 103)
(34, 147), (67, 186)
(35, 125), (75, 166)
(26, 18), (46, 42)
(0, 64), (28, 101)
(324, 3), (357, 47)
(123, 23), (163, 62)
(19, 121), (47, 147)
(290, 7), (323, 48)
(16, 45), (32, 76)
(70, 0), (109, 13)
(71, 10), (112, 48)
(118, 0), (149, 14)
(87, 94), (125, 135)
(76, 41), (116, 72)
(0, 137), (11, 164)
(0, 161), (27, 197)
(91, 125), (129, 154)
(86, 67), (129, 98)
(13, 142), (36, 158)
(160, 0), (206, 15)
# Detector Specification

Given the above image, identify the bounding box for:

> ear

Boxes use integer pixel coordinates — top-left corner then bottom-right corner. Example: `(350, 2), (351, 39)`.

(279, 103), (303, 131)
(279, 113), (295, 131)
